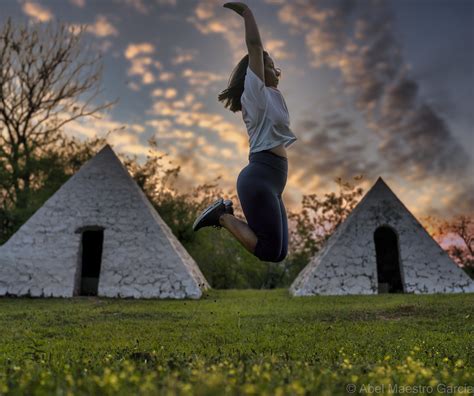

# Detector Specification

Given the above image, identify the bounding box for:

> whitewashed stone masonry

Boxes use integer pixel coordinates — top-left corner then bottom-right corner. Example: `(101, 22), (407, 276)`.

(290, 177), (474, 296)
(0, 145), (209, 298)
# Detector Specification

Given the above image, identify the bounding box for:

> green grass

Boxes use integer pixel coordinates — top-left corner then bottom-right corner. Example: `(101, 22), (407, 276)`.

(0, 290), (473, 395)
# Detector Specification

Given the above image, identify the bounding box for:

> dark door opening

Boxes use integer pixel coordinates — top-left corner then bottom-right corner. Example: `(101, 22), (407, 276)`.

(79, 230), (104, 296)
(374, 226), (404, 293)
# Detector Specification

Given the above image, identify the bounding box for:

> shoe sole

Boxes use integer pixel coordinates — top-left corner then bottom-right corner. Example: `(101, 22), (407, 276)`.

(193, 198), (223, 231)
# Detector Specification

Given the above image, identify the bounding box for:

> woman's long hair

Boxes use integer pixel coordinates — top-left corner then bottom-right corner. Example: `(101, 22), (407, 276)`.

(218, 51), (269, 113)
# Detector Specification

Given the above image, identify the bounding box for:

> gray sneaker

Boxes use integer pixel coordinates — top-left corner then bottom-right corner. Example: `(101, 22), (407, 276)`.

(193, 198), (226, 231)
(223, 199), (234, 215)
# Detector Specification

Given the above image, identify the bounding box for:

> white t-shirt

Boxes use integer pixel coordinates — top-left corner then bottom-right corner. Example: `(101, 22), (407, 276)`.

(241, 65), (297, 154)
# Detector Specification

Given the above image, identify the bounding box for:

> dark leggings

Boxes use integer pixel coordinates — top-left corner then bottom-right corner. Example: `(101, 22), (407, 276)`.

(236, 150), (289, 262)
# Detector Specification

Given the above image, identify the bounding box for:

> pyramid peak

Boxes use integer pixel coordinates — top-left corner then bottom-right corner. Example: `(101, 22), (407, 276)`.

(98, 144), (114, 153)
(375, 176), (387, 186)
(71, 143), (125, 180)
(370, 176), (393, 194)
(342, 176), (402, 225)
(93, 144), (120, 162)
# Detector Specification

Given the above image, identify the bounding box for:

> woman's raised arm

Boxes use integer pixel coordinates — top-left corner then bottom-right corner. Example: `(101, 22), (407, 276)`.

(223, 2), (265, 82)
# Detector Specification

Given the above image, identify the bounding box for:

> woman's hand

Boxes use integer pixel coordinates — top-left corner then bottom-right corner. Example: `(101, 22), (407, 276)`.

(223, 2), (250, 17)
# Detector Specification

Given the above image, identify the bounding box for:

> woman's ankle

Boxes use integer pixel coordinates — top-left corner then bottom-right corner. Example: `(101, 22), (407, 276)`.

(219, 213), (233, 226)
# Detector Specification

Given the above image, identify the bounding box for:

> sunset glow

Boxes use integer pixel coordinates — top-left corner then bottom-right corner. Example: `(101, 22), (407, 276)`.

(3, 0), (472, 220)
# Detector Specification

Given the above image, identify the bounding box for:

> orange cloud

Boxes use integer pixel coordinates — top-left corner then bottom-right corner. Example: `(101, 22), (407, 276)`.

(69, 0), (85, 7)
(156, 71), (174, 82)
(171, 47), (199, 65)
(124, 43), (155, 59)
(265, 39), (294, 60)
(22, 2), (53, 23)
(181, 69), (226, 92)
(187, 1), (245, 65)
(86, 15), (118, 37)
(164, 88), (178, 98)
(147, 92), (248, 156)
(124, 43), (164, 86)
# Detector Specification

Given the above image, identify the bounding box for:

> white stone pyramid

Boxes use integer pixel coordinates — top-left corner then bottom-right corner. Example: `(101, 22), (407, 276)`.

(290, 177), (474, 296)
(0, 145), (209, 298)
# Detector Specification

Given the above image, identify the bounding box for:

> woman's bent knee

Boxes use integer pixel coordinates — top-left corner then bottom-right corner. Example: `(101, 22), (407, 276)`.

(254, 239), (283, 262)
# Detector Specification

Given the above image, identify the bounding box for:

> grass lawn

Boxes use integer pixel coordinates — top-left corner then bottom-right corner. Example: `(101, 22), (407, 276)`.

(0, 289), (472, 395)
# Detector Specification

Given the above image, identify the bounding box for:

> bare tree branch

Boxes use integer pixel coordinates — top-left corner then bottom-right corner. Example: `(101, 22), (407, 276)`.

(0, 18), (115, 210)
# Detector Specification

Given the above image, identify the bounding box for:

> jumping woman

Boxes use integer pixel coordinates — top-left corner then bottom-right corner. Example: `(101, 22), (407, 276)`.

(192, 2), (297, 263)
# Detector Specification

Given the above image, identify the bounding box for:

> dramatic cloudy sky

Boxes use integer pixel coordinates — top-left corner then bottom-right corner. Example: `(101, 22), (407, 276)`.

(2, 0), (473, 220)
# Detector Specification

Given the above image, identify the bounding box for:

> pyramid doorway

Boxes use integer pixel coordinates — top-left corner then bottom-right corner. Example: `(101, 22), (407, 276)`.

(77, 229), (104, 296)
(374, 226), (404, 293)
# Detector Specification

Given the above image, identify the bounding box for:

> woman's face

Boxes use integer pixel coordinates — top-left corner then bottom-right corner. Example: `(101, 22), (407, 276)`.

(264, 55), (281, 88)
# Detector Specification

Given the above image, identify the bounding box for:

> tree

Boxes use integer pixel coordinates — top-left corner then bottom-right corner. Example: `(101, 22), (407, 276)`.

(282, 175), (365, 283)
(0, 134), (107, 244)
(288, 176), (365, 256)
(440, 215), (473, 277)
(0, 18), (113, 214)
(421, 214), (473, 279)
